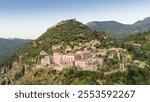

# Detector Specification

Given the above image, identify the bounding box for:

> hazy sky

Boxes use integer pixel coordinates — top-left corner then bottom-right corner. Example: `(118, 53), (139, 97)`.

(0, 0), (150, 39)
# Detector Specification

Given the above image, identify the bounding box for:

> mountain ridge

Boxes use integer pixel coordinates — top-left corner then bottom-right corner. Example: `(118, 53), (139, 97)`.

(86, 17), (150, 38)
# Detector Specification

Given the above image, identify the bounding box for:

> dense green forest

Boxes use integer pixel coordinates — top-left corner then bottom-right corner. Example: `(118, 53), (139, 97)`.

(115, 31), (150, 65)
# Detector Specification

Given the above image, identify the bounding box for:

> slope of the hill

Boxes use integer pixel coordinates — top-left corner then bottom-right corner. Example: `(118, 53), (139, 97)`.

(117, 31), (150, 64)
(18, 19), (111, 65)
(0, 38), (31, 64)
(0, 19), (113, 85)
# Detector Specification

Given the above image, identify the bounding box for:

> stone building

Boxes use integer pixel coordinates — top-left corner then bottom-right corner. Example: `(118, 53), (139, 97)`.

(41, 55), (51, 67)
(75, 50), (92, 59)
(40, 50), (104, 71)
(62, 53), (81, 61)
(60, 60), (75, 68)
(75, 59), (87, 69)
(75, 57), (103, 71)
(53, 53), (63, 65)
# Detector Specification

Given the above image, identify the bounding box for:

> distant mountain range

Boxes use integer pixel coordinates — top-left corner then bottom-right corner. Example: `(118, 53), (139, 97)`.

(86, 17), (150, 38)
(0, 38), (31, 64)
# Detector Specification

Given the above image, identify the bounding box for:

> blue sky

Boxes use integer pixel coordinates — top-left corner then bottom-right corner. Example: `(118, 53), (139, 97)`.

(0, 0), (150, 39)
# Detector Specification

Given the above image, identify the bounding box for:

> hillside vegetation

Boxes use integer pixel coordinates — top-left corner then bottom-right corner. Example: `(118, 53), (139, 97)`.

(18, 19), (111, 65)
(0, 38), (31, 64)
(116, 31), (150, 64)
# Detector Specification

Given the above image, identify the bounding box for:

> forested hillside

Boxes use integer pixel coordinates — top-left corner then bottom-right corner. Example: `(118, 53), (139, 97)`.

(0, 38), (31, 64)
